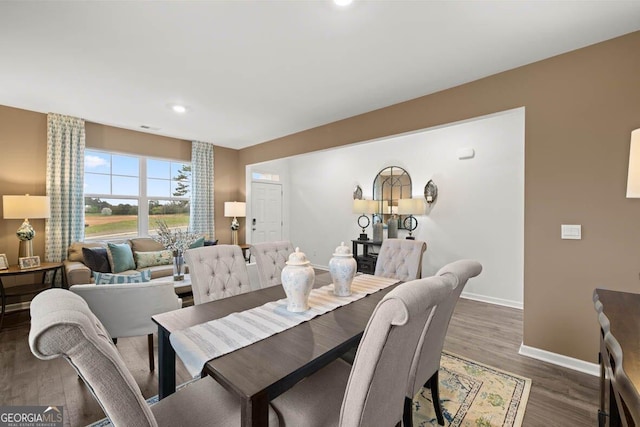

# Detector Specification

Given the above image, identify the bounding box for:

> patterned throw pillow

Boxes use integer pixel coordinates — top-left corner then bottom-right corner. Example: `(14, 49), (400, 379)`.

(134, 250), (173, 269)
(82, 247), (111, 273)
(94, 269), (152, 285)
(106, 242), (136, 273)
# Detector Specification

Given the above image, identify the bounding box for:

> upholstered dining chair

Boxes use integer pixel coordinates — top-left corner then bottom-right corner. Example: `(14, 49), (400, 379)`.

(184, 245), (252, 304)
(270, 274), (454, 427)
(251, 240), (295, 288)
(404, 259), (483, 426)
(29, 289), (280, 427)
(69, 280), (181, 371)
(374, 238), (427, 281)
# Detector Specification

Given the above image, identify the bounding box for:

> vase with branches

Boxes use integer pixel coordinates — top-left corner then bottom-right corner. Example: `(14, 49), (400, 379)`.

(153, 220), (200, 281)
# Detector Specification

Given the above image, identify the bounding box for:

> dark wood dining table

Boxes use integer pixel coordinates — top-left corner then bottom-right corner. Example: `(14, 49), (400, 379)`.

(152, 275), (401, 427)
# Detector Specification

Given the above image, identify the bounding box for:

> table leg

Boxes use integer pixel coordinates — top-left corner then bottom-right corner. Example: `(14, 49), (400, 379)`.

(241, 391), (269, 427)
(158, 325), (176, 399)
(50, 268), (58, 288)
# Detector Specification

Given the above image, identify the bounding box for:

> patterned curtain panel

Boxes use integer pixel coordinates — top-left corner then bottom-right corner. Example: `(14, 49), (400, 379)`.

(190, 141), (215, 239)
(45, 113), (86, 263)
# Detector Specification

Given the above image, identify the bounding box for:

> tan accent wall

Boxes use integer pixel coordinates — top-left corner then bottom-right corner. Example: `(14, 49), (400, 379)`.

(85, 122), (191, 161)
(238, 31), (640, 363)
(213, 146), (243, 245)
(0, 106), (48, 266)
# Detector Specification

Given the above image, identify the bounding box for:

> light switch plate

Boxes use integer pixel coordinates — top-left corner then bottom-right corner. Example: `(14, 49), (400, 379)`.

(561, 224), (582, 240)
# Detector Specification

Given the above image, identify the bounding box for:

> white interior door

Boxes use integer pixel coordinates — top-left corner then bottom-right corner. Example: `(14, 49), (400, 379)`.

(251, 182), (283, 243)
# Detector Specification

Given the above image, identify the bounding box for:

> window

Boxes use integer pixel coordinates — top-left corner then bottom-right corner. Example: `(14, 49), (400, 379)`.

(252, 171), (280, 182)
(84, 149), (190, 241)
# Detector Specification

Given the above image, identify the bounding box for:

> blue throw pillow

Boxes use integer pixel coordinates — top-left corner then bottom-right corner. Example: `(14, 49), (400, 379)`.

(94, 269), (152, 285)
(107, 242), (136, 273)
(189, 236), (205, 249)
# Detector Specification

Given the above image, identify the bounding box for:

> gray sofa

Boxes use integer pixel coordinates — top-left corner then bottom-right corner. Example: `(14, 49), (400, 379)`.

(64, 238), (176, 286)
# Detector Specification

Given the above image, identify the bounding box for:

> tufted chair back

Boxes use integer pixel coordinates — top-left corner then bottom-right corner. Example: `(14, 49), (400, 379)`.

(251, 241), (295, 288)
(30, 289), (158, 426)
(30, 289), (281, 426)
(374, 239), (427, 281)
(404, 260), (483, 425)
(184, 245), (252, 304)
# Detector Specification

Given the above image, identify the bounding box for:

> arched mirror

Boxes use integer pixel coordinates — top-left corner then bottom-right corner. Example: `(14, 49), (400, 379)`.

(372, 166), (412, 227)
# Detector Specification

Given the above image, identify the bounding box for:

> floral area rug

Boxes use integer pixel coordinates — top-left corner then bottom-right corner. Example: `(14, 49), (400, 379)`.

(412, 352), (531, 427)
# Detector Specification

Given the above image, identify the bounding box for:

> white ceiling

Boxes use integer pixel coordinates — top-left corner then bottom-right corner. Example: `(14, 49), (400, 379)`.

(1, 1), (639, 150)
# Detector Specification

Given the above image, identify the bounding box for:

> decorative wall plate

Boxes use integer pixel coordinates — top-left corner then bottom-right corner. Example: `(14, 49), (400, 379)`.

(424, 180), (438, 204)
(353, 185), (363, 200)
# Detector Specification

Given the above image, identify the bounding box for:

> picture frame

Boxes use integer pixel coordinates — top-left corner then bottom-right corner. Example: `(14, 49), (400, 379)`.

(19, 255), (40, 269)
(0, 254), (8, 270)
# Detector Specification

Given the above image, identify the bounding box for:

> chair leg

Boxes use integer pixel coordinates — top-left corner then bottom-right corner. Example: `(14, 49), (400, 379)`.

(427, 371), (444, 426)
(403, 396), (414, 427)
(112, 337), (118, 345)
(148, 334), (155, 372)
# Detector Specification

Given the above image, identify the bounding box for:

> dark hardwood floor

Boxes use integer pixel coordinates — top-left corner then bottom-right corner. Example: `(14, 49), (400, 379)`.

(0, 278), (598, 426)
(444, 298), (598, 426)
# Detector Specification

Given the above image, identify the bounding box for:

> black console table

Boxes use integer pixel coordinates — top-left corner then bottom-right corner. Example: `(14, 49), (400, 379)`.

(351, 239), (382, 274)
(0, 262), (63, 330)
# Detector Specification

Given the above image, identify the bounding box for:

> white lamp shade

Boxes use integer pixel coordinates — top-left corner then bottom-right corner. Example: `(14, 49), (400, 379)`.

(3, 195), (50, 219)
(224, 201), (246, 217)
(398, 198), (424, 215)
(627, 129), (640, 198)
(353, 199), (377, 214)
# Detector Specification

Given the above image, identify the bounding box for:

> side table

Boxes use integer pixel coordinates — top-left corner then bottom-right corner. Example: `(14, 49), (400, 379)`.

(0, 262), (63, 330)
(352, 239), (383, 274)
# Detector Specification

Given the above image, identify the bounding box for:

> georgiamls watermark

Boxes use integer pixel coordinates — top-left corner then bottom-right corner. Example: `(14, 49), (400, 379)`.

(0, 406), (63, 427)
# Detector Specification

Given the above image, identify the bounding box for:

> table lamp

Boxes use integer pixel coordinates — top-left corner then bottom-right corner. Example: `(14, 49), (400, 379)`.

(398, 198), (424, 239)
(353, 199), (377, 240)
(3, 194), (50, 257)
(224, 201), (246, 245)
(626, 128), (640, 197)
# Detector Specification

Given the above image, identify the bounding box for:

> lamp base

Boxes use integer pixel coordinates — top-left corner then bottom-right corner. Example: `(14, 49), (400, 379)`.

(19, 239), (34, 258)
(359, 233), (369, 241)
(231, 229), (239, 246)
(405, 236), (415, 240)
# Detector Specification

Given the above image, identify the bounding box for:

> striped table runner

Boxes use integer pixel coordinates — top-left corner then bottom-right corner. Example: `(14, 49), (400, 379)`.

(170, 274), (399, 377)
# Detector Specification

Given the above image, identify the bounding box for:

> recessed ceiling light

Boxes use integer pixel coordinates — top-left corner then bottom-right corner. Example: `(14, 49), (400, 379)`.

(334, 0), (352, 6)
(171, 104), (187, 114)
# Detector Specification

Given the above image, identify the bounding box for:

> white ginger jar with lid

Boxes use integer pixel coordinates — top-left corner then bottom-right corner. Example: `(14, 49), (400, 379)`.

(281, 247), (315, 312)
(328, 242), (357, 297)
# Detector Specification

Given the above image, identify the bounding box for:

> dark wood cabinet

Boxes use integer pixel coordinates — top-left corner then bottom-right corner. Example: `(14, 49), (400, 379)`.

(351, 239), (382, 274)
(593, 288), (640, 427)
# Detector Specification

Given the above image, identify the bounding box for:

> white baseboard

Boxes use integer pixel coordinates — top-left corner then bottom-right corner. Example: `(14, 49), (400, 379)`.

(519, 343), (599, 377)
(461, 291), (523, 310)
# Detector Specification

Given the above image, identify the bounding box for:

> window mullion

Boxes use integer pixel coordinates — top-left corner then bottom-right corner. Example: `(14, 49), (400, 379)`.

(140, 157), (149, 236)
